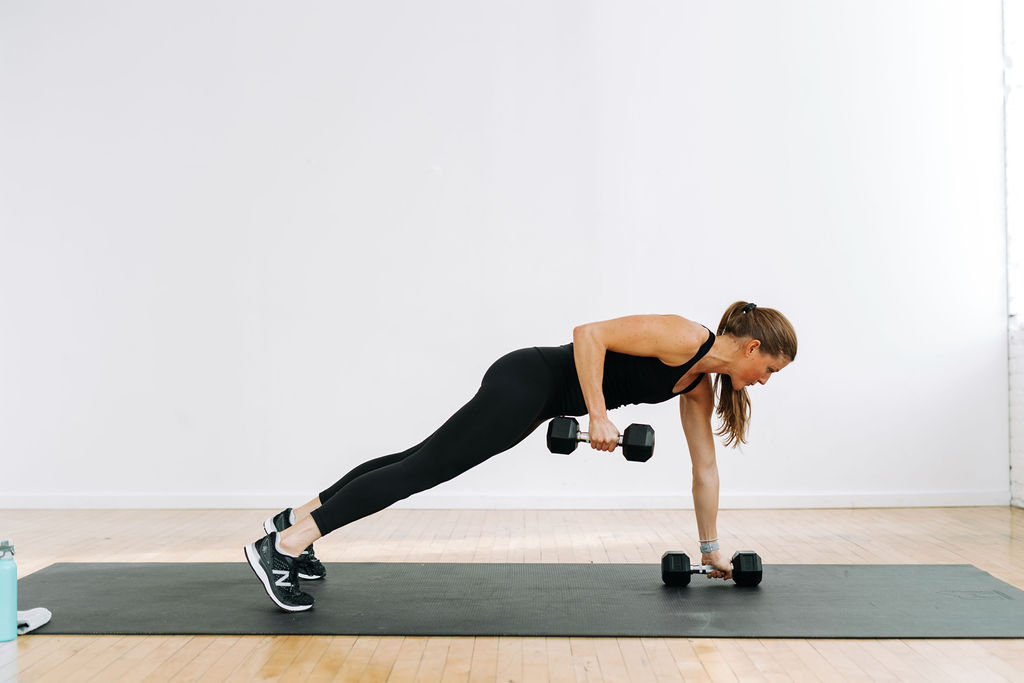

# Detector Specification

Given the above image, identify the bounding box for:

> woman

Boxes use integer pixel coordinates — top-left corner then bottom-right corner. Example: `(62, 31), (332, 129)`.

(245, 301), (797, 611)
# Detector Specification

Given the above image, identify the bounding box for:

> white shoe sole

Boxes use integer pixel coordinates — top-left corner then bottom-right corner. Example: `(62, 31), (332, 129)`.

(244, 542), (313, 612)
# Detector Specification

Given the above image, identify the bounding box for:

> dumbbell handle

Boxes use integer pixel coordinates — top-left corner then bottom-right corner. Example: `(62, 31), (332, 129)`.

(686, 564), (722, 575)
(576, 431), (624, 447)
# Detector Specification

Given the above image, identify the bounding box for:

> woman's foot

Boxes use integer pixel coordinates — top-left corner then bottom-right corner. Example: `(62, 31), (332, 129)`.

(244, 531), (315, 612)
(264, 508), (327, 580)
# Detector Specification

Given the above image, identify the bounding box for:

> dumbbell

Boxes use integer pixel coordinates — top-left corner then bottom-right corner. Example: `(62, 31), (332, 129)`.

(546, 416), (655, 462)
(661, 550), (763, 587)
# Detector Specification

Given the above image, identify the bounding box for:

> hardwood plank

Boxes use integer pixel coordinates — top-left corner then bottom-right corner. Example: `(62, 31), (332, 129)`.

(255, 635), (316, 680)
(307, 637), (358, 683)
(121, 637), (195, 682)
(140, 636), (213, 682)
(196, 635), (270, 682)
(592, 638), (629, 683)
(386, 637), (428, 682)
(466, 638), (499, 682)
(637, 639), (688, 683)
(85, 636), (179, 683)
(42, 635), (136, 682)
(164, 635), (249, 681)
(569, 638), (604, 683)
(521, 637), (549, 683)
(712, 640), (766, 682)
(662, 639), (711, 682)
(495, 636), (523, 683)
(438, 637), (473, 683)
(276, 636), (335, 683)
(415, 637), (453, 683)
(785, 639), (849, 681)
(617, 638), (657, 683)
(23, 636), (123, 681)
(326, 636), (380, 682)
(360, 637), (404, 682)
(806, 640), (872, 682)
(733, 640), (788, 683)
(544, 638), (575, 683)
(692, 641), (738, 683)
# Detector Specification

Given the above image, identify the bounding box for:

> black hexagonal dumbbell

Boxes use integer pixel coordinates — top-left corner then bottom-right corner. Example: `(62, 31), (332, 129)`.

(545, 416), (655, 462)
(660, 550), (764, 587)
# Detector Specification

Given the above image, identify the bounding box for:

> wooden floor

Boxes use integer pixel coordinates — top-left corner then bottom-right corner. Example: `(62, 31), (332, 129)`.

(2, 506), (1023, 682)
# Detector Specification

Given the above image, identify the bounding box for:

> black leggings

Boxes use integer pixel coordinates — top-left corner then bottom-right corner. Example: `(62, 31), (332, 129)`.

(309, 347), (569, 536)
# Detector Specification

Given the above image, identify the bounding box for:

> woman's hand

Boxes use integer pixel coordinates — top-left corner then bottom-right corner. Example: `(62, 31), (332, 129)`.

(587, 415), (620, 452)
(702, 550), (733, 580)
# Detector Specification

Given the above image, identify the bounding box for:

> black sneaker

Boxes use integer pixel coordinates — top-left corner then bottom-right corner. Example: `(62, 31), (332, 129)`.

(264, 508), (326, 581)
(244, 532), (315, 612)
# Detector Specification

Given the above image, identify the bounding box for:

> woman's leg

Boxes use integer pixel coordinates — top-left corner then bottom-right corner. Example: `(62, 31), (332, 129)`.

(317, 436), (432, 506)
(291, 496), (321, 522)
(278, 348), (554, 555)
(285, 433), (438, 532)
(288, 438), (432, 523)
(280, 418), (545, 555)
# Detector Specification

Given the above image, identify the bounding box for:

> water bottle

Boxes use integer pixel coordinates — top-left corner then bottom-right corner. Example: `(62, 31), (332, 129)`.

(0, 540), (15, 642)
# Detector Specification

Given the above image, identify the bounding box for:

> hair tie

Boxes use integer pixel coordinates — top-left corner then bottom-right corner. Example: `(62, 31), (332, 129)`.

(742, 303), (757, 313)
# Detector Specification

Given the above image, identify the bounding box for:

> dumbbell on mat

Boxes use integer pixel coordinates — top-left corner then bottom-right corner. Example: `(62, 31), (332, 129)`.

(545, 416), (655, 462)
(661, 550), (763, 587)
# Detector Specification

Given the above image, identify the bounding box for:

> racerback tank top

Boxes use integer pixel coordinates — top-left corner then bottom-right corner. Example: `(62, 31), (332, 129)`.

(535, 326), (716, 415)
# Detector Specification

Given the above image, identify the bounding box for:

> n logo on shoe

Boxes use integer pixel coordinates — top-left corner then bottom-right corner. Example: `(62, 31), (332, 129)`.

(273, 569), (292, 588)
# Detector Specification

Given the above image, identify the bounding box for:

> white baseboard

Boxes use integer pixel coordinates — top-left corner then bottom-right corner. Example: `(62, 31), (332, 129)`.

(0, 489), (1011, 510)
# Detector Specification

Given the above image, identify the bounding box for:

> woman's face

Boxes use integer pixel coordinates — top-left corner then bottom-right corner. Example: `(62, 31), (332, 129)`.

(734, 343), (790, 389)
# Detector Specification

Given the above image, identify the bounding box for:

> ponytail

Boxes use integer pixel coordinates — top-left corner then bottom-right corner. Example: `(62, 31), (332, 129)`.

(713, 301), (797, 448)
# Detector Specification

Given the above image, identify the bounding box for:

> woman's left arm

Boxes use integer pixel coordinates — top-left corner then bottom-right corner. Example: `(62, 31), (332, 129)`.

(679, 376), (731, 578)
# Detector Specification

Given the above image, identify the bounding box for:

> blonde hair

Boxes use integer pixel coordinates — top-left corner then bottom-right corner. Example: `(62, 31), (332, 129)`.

(713, 301), (797, 448)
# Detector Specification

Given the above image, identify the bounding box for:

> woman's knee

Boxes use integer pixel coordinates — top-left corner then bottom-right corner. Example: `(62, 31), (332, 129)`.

(389, 458), (464, 493)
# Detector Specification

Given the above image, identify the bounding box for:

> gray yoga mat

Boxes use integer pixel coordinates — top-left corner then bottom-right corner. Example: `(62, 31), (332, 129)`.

(16, 562), (1024, 638)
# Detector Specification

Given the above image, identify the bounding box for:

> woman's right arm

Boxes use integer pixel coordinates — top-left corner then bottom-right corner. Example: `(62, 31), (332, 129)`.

(572, 325), (615, 449)
(572, 314), (702, 451)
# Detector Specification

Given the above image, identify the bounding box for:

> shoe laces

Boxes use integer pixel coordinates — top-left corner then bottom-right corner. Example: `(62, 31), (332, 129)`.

(282, 565), (305, 596)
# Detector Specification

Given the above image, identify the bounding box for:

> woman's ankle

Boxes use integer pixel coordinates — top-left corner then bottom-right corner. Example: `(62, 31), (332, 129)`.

(292, 496), (322, 523)
(274, 533), (303, 558)
(278, 516), (323, 556)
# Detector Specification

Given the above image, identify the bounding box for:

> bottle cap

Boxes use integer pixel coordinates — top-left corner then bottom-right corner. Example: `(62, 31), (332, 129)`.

(0, 539), (13, 557)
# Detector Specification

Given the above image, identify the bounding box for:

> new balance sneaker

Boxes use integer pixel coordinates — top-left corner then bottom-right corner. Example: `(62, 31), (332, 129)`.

(244, 532), (315, 612)
(264, 508), (327, 580)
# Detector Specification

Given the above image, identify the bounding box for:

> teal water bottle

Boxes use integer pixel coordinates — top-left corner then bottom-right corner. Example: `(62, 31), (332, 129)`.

(0, 540), (15, 642)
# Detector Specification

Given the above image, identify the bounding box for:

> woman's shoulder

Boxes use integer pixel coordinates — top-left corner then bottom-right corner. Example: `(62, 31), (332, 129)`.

(577, 313), (709, 365)
(660, 314), (712, 348)
(635, 314), (710, 365)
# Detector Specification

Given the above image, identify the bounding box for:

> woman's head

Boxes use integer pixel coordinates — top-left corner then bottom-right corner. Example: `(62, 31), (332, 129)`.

(713, 301), (797, 448)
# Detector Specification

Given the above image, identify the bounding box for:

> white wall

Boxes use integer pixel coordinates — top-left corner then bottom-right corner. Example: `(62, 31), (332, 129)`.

(0, 1), (1010, 510)
(1007, 0), (1024, 508)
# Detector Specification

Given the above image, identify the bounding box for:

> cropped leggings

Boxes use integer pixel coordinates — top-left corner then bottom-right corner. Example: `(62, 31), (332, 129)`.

(309, 347), (572, 536)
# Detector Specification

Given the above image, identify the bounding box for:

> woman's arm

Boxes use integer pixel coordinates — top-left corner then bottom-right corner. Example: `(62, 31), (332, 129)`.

(573, 315), (704, 451)
(679, 377), (732, 579)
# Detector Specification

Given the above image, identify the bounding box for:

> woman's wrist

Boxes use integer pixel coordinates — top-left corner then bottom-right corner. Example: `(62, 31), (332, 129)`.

(699, 538), (720, 554)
